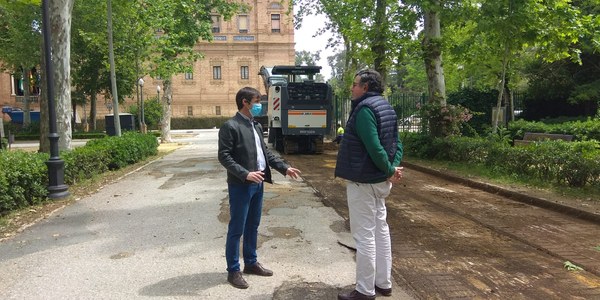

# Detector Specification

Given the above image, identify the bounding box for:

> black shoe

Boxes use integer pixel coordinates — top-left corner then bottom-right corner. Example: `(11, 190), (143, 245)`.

(337, 289), (376, 300)
(243, 262), (273, 276)
(227, 271), (249, 289)
(375, 285), (392, 296)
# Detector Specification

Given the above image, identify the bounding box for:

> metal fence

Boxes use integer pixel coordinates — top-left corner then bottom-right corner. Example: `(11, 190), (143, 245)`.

(332, 92), (427, 134)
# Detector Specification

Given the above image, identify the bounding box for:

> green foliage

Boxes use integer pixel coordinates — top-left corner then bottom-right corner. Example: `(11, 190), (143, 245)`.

(568, 79), (600, 105)
(403, 132), (600, 188)
(507, 119), (600, 141)
(523, 55), (600, 120)
(0, 132), (159, 215)
(62, 146), (110, 185)
(0, 151), (48, 214)
(85, 132), (158, 170)
(128, 97), (163, 129)
(0, 1), (41, 73)
(417, 102), (473, 136)
(447, 88), (498, 133)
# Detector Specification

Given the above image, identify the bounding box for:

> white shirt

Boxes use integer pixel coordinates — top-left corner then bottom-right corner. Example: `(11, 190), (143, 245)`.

(239, 112), (266, 171)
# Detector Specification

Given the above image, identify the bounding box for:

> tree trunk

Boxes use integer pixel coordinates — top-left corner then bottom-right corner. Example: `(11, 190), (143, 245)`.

(160, 78), (173, 143)
(373, 0), (387, 83)
(22, 68), (31, 126)
(90, 93), (97, 131)
(422, 5), (446, 105)
(492, 43), (510, 134)
(107, 0), (121, 136)
(422, 2), (447, 136)
(50, 0), (74, 150)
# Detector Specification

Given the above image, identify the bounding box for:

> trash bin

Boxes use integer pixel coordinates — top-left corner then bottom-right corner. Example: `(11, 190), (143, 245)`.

(105, 113), (136, 136)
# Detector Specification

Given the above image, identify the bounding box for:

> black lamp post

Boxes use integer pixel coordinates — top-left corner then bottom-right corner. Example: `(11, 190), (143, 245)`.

(138, 78), (146, 133)
(42, 0), (69, 198)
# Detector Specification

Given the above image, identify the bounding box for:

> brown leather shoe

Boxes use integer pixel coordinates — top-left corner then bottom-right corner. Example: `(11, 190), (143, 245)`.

(227, 271), (249, 289)
(337, 289), (375, 300)
(243, 262), (273, 276)
(375, 285), (392, 296)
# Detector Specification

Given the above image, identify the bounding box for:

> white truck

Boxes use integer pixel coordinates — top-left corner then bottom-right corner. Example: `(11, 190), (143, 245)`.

(259, 65), (333, 154)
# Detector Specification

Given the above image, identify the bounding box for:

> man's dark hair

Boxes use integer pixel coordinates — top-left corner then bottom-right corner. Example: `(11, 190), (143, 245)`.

(236, 87), (261, 110)
(355, 69), (384, 94)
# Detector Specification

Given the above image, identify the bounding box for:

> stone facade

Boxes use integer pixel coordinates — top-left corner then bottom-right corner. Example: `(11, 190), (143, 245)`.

(0, 0), (294, 122)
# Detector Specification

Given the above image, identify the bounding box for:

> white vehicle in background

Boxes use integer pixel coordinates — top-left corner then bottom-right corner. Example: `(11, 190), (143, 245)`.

(259, 65), (333, 154)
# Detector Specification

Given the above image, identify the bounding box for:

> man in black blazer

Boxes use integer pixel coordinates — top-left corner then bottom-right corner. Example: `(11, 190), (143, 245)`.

(218, 86), (301, 289)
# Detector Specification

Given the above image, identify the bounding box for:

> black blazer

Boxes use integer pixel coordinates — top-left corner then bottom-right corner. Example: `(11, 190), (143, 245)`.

(218, 113), (289, 184)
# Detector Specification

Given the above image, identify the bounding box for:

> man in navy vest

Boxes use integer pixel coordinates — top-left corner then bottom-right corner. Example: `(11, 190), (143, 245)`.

(335, 70), (403, 300)
(218, 87), (302, 289)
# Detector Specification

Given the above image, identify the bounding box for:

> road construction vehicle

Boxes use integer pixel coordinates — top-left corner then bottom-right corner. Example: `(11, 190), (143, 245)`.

(259, 65), (333, 154)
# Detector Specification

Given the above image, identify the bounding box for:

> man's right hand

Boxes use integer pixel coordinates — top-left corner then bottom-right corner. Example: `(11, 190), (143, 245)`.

(388, 167), (403, 184)
(246, 171), (265, 183)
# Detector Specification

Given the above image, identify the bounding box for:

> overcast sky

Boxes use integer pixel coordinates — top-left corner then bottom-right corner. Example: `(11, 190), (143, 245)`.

(293, 12), (336, 80)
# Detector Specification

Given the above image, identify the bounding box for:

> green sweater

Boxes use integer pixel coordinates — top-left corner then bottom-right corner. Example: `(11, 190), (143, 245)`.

(355, 107), (403, 180)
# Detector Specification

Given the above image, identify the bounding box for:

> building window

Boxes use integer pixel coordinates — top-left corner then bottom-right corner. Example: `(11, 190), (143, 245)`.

(216, 106), (221, 115)
(10, 75), (15, 95)
(238, 15), (248, 33)
(269, 2), (284, 9)
(185, 72), (193, 80)
(271, 14), (281, 33)
(240, 66), (249, 80)
(187, 106), (193, 116)
(213, 66), (222, 80)
(211, 15), (220, 33)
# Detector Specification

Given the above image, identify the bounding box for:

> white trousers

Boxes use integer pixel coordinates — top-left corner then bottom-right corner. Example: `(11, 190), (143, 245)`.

(347, 181), (393, 296)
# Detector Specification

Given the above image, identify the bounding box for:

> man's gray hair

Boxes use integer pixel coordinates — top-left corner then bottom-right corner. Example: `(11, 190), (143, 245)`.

(355, 69), (384, 94)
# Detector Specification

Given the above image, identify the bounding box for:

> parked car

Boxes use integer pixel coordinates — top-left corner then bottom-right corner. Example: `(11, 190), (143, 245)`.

(401, 114), (421, 126)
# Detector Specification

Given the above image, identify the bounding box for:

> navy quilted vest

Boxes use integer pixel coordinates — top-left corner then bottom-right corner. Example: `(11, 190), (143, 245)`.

(335, 94), (398, 183)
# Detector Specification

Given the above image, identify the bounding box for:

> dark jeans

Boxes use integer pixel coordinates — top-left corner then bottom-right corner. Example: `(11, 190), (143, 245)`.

(225, 182), (264, 272)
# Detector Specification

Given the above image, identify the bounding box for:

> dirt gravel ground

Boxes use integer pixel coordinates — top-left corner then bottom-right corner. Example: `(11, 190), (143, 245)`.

(282, 142), (600, 300)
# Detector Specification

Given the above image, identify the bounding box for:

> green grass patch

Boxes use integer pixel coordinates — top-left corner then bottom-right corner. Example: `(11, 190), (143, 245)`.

(404, 157), (600, 202)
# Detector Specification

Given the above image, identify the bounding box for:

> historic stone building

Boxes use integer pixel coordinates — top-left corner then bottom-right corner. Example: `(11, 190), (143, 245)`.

(0, 0), (294, 122)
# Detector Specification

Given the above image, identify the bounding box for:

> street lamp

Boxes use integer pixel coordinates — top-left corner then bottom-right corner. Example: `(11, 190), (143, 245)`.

(138, 78), (146, 133)
(41, 0), (69, 198)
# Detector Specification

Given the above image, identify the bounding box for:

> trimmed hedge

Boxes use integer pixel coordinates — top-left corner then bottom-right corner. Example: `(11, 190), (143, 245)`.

(0, 132), (159, 216)
(0, 151), (48, 213)
(402, 133), (600, 187)
(86, 132), (158, 170)
(508, 118), (600, 141)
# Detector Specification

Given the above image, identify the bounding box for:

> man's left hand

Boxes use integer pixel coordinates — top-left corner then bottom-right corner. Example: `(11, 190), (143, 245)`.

(286, 167), (302, 179)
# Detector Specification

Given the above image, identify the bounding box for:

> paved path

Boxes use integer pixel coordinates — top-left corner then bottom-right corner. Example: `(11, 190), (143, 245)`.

(0, 129), (413, 300)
